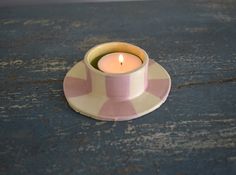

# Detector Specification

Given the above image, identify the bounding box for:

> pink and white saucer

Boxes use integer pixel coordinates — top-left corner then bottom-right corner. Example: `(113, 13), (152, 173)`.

(63, 59), (171, 121)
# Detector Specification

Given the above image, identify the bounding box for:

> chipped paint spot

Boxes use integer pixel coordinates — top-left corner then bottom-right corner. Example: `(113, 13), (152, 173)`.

(3, 20), (18, 25)
(185, 27), (208, 33)
(125, 124), (136, 134)
(23, 19), (53, 26)
(214, 12), (232, 22)
(71, 21), (81, 28)
(30, 58), (69, 72)
(227, 156), (236, 161)
(0, 59), (23, 68)
(95, 122), (106, 126)
(10, 104), (30, 109)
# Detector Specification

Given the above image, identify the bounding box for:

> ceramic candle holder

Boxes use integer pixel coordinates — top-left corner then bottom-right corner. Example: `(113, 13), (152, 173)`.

(63, 42), (171, 121)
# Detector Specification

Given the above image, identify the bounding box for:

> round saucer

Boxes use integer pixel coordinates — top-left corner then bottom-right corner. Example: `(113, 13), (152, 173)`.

(63, 59), (171, 121)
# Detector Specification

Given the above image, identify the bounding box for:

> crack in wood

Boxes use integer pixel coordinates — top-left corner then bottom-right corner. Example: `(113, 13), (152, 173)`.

(177, 77), (236, 89)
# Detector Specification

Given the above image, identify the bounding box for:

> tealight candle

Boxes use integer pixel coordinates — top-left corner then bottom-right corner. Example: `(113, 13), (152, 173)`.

(98, 52), (142, 73)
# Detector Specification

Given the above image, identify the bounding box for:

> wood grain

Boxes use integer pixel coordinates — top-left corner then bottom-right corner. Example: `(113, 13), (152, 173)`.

(0, 0), (236, 174)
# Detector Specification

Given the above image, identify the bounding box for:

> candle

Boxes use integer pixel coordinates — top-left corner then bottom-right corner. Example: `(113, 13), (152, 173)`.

(98, 52), (142, 73)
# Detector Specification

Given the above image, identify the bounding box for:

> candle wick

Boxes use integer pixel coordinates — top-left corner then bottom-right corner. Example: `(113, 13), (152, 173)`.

(120, 62), (123, 66)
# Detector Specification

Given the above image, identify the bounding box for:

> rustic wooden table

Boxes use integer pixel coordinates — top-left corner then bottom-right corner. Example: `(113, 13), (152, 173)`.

(0, 0), (236, 174)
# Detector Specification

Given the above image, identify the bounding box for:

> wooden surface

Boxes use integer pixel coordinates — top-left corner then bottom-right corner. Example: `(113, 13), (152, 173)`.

(0, 0), (236, 174)
(0, 0), (138, 7)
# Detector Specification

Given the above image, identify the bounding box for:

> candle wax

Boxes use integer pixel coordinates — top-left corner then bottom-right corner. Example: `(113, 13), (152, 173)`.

(98, 52), (142, 73)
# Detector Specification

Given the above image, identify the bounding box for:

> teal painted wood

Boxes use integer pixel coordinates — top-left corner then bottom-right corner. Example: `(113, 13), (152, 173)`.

(0, 1), (236, 175)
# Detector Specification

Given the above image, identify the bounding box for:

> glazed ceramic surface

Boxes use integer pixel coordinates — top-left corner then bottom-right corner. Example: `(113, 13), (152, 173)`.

(64, 58), (171, 121)
(64, 42), (171, 121)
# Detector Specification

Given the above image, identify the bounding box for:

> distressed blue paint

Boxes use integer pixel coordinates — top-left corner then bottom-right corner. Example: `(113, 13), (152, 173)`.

(0, 1), (236, 175)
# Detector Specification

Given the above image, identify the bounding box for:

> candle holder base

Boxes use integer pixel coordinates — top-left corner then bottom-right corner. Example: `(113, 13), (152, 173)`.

(63, 59), (171, 121)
